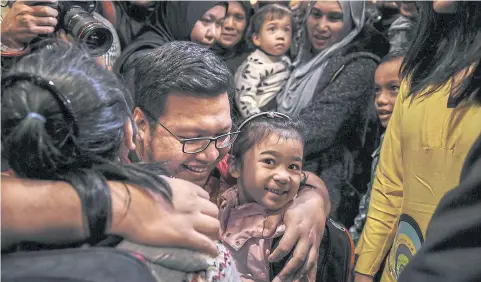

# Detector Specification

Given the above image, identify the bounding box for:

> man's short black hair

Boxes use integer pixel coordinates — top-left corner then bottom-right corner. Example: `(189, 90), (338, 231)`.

(134, 41), (234, 120)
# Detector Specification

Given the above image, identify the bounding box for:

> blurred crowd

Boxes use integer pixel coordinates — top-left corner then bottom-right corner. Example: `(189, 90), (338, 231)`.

(1, 1), (480, 282)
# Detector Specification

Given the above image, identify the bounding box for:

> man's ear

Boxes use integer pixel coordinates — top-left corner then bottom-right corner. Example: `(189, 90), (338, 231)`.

(229, 156), (241, 178)
(123, 118), (136, 151)
(133, 107), (150, 141)
(132, 107), (154, 162)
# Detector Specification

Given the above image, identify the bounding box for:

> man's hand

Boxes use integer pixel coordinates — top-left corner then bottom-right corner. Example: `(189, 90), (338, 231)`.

(269, 186), (328, 282)
(1, 0), (58, 49)
(110, 177), (220, 257)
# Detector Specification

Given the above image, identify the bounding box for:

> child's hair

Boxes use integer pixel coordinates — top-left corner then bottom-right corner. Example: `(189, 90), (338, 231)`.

(229, 112), (305, 169)
(1, 42), (172, 201)
(245, 4), (293, 49)
(380, 48), (407, 65)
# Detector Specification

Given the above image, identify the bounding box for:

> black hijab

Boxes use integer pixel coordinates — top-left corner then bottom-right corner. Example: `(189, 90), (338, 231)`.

(141, 1), (227, 43)
(114, 1), (226, 75)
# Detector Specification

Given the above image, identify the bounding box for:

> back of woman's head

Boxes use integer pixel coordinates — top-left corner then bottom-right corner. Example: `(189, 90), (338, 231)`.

(401, 2), (481, 103)
(2, 43), (129, 176)
(2, 43), (171, 200)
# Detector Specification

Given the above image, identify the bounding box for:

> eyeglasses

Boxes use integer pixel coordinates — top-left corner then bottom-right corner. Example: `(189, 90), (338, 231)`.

(142, 109), (240, 154)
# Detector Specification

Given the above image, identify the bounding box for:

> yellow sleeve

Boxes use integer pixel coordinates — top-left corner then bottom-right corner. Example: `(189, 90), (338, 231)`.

(354, 83), (406, 276)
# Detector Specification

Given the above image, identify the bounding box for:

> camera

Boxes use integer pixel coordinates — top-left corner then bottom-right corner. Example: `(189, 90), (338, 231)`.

(29, 1), (113, 56)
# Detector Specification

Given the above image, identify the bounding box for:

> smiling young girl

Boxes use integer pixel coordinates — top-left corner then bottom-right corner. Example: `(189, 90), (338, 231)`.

(219, 112), (309, 282)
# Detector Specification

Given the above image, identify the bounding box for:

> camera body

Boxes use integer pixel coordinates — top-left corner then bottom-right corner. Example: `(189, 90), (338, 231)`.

(29, 1), (113, 56)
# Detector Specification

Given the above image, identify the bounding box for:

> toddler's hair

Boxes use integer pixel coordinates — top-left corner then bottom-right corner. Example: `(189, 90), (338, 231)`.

(230, 112), (305, 169)
(380, 48), (408, 65)
(245, 4), (293, 49)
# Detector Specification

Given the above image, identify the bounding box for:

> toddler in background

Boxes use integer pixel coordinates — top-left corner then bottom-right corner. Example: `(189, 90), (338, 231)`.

(235, 4), (293, 119)
(219, 112), (312, 282)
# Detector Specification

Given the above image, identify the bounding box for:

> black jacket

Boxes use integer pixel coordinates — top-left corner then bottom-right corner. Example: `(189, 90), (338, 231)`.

(113, 1), (224, 76)
(298, 25), (389, 226)
(398, 132), (481, 282)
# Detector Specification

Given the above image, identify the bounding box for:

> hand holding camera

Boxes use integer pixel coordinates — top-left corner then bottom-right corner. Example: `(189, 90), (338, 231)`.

(1, 0), (58, 50)
(2, 1), (113, 56)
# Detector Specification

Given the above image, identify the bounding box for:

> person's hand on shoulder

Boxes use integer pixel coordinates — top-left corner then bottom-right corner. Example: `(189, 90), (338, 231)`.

(1, 0), (58, 50)
(109, 177), (220, 257)
(269, 172), (329, 282)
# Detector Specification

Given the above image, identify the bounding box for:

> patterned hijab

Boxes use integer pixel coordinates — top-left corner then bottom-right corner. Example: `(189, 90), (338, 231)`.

(277, 1), (365, 117)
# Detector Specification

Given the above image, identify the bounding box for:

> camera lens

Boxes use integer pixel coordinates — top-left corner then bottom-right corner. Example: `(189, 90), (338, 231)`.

(63, 8), (113, 56)
(78, 23), (113, 57)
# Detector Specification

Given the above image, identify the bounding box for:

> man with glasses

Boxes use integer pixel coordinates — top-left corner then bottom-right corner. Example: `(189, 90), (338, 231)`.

(139, 107), (239, 184)
(2, 41), (330, 282)
(129, 41), (330, 281)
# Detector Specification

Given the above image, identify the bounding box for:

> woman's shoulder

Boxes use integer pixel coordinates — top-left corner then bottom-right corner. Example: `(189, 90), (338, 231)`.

(324, 52), (379, 86)
(326, 25), (390, 80)
(340, 25), (390, 59)
(332, 51), (381, 68)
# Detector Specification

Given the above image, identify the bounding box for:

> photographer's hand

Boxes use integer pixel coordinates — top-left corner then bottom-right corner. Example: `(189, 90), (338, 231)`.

(1, 0), (58, 49)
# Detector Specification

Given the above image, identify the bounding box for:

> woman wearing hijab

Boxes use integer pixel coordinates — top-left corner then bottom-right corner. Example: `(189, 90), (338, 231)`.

(276, 1), (389, 227)
(355, 2), (481, 282)
(114, 1), (227, 75)
(213, 1), (253, 75)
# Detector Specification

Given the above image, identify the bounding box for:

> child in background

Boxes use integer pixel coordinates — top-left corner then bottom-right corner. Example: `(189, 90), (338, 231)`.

(235, 4), (293, 119)
(219, 112), (310, 282)
(350, 49), (406, 245)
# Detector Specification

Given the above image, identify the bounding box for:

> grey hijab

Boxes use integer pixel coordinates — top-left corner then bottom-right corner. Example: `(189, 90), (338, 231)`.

(277, 1), (365, 117)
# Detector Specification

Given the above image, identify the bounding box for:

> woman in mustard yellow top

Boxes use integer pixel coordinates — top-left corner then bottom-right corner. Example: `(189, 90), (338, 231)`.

(354, 2), (481, 282)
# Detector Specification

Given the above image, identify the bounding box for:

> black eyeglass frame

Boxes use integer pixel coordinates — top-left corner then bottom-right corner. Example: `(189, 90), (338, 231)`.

(142, 108), (240, 154)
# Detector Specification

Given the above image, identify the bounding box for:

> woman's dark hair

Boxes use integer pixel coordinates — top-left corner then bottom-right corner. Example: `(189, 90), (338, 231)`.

(228, 1), (254, 49)
(245, 4), (293, 49)
(229, 114), (305, 169)
(401, 2), (481, 103)
(212, 1), (254, 56)
(239, 1), (255, 29)
(1, 43), (172, 202)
